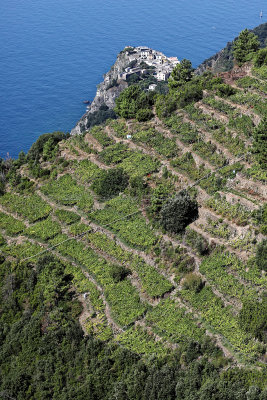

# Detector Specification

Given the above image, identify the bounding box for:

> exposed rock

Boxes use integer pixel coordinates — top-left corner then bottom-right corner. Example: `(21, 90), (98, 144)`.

(71, 50), (133, 135)
(71, 46), (179, 135)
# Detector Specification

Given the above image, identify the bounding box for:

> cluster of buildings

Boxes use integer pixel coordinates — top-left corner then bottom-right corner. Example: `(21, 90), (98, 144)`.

(118, 46), (180, 83)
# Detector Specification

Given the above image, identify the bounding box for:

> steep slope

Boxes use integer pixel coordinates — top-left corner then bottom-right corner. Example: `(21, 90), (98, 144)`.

(0, 48), (266, 398)
(196, 22), (267, 74)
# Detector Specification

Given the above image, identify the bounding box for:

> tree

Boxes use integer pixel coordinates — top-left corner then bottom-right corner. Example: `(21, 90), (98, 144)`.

(91, 168), (129, 197)
(182, 273), (203, 293)
(168, 59), (194, 90)
(233, 29), (260, 66)
(254, 48), (267, 67)
(114, 85), (154, 119)
(155, 94), (177, 118)
(160, 190), (198, 233)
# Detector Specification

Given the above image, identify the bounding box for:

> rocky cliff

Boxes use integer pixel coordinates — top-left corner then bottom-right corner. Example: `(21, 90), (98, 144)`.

(71, 49), (133, 135)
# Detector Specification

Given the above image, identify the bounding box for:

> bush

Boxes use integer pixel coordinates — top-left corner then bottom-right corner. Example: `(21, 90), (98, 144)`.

(168, 59), (194, 90)
(27, 131), (67, 161)
(136, 108), (154, 122)
(160, 190), (199, 234)
(233, 29), (260, 66)
(239, 299), (267, 341)
(182, 273), (204, 293)
(253, 117), (267, 168)
(91, 168), (129, 198)
(114, 85), (154, 119)
(255, 239), (267, 272)
(110, 265), (131, 283)
(177, 82), (203, 108)
(215, 83), (237, 97)
(85, 108), (117, 130)
(254, 48), (267, 67)
(155, 94), (177, 119)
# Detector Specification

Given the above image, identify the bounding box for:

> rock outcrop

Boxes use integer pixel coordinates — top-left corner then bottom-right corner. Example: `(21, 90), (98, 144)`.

(71, 46), (179, 135)
(71, 49), (132, 135)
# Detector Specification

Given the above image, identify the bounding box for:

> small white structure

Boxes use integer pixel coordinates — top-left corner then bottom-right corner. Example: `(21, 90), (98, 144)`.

(140, 48), (151, 58)
(168, 56), (180, 65)
(157, 70), (170, 81)
(127, 134), (132, 139)
(148, 84), (157, 91)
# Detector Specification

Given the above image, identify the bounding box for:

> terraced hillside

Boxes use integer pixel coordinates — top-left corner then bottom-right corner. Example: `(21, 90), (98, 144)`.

(0, 60), (266, 385)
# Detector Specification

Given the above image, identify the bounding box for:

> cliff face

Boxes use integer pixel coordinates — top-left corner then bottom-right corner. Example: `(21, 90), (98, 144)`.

(71, 50), (133, 135)
(71, 46), (179, 135)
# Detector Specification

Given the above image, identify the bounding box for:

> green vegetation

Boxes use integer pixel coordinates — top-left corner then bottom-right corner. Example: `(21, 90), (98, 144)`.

(133, 127), (179, 158)
(114, 84), (155, 120)
(205, 195), (251, 226)
(91, 196), (157, 250)
(1, 32), (267, 398)
(0, 212), (26, 235)
(199, 253), (257, 301)
(160, 191), (199, 234)
(168, 59), (194, 90)
(0, 192), (52, 223)
(239, 299), (267, 341)
(145, 298), (204, 343)
(25, 216), (62, 241)
(253, 117), (267, 168)
(55, 209), (81, 224)
(255, 239), (267, 271)
(89, 125), (115, 147)
(41, 174), (94, 212)
(91, 168), (129, 197)
(233, 29), (260, 66)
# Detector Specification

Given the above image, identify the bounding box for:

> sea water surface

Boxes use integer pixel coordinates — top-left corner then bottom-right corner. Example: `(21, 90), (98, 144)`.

(0, 0), (265, 158)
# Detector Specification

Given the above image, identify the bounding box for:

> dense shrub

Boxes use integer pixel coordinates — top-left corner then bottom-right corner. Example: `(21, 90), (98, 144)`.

(110, 265), (131, 283)
(254, 48), (267, 67)
(182, 273), (204, 293)
(177, 82), (203, 108)
(160, 190), (199, 234)
(255, 239), (267, 272)
(253, 117), (267, 168)
(27, 131), (67, 161)
(155, 94), (177, 119)
(91, 168), (129, 198)
(239, 299), (267, 341)
(233, 29), (260, 66)
(215, 83), (237, 97)
(136, 108), (154, 121)
(168, 59), (194, 90)
(114, 85), (155, 119)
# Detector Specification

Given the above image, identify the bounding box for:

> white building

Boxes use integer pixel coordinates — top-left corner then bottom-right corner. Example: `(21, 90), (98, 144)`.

(140, 48), (151, 58)
(157, 70), (170, 81)
(148, 84), (157, 91)
(168, 56), (180, 65)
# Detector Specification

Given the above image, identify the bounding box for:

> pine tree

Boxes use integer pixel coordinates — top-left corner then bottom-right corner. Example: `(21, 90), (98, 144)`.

(233, 29), (260, 66)
(168, 59), (194, 90)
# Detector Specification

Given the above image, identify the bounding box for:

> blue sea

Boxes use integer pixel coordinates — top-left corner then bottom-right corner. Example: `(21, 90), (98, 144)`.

(0, 0), (265, 158)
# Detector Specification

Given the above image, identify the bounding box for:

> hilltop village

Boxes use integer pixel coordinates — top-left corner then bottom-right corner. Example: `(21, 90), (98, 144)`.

(72, 46), (180, 134)
(116, 46), (180, 83)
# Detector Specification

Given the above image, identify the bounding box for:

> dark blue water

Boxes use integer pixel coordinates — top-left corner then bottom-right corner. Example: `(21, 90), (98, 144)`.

(0, 0), (265, 158)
